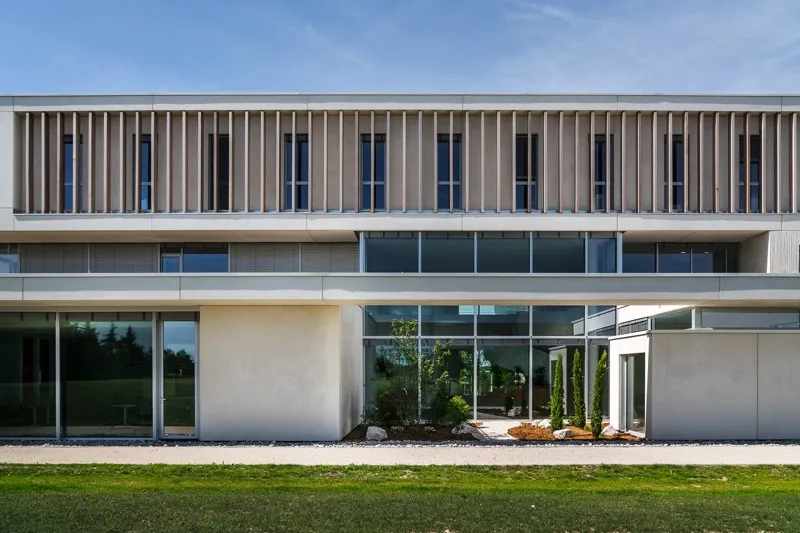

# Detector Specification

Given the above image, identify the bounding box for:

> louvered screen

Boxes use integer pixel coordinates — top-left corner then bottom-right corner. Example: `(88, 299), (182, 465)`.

(300, 243), (358, 272)
(208, 134), (230, 211)
(21, 244), (88, 273)
(230, 243), (300, 272)
(90, 244), (157, 273)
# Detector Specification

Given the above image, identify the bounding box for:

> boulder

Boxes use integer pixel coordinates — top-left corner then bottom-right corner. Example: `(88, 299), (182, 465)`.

(507, 408), (518, 417)
(538, 419), (551, 429)
(366, 426), (388, 441)
(452, 423), (474, 435)
(532, 419), (544, 427)
(553, 428), (573, 439)
(600, 425), (619, 437)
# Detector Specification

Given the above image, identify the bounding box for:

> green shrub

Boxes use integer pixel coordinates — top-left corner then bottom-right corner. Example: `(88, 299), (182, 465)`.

(445, 395), (471, 428)
(590, 350), (609, 438)
(549, 354), (565, 431)
(569, 349), (586, 428)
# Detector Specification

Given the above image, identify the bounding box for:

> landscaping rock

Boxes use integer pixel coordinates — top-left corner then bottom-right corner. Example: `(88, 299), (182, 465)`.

(601, 425), (619, 437)
(538, 419), (551, 429)
(532, 419), (544, 426)
(553, 429), (573, 439)
(507, 408), (518, 417)
(366, 426), (388, 441)
(452, 423), (474, 435)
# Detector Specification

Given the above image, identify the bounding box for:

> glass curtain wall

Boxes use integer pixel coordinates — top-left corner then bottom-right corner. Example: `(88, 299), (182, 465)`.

(363, 305), (615, 422)
(161, 319), (197, 437)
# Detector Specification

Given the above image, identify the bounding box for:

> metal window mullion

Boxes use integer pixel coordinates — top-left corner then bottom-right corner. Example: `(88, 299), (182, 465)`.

(616, 231), (623, 273)
(72, 112), (79, 213)
(152, 314), (158, 439)
(584, 231), (589, 273)
(512, 111), (517, 213)
(449, 111), (454, 213)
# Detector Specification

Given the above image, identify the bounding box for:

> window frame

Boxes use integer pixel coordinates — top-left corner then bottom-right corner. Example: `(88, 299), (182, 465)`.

(63, 134), (84, 213)
(207, 133), (231, 212)
(738, 134), (761, 213)
(284, 133), (309, 211)
(360, 133), (387, 211)
(663, 134), (687, 212)
(589, 134), (614, 212)
(133, 133), (153, 213)
(436, 133), (462, 211)
(515, 133), (538, 211)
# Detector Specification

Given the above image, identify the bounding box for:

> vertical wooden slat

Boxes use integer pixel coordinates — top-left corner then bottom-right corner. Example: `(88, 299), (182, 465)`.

(24, 113), (32, 212)
(260, 111), (266, 212)
(574, 111), (579, 213)
(196, 111), (203, 212)
(527, 112), (532, 213)
(243, 111), (249, 212)
(558, 111), (564, 213)
(119, 112), (126, 212)
(41, 113), (49, 213)
(306, 111), (312, 213)
(621, 111), (626, 213)
(714, 112), (720, 213)
(87, 112), (94, 213)
(56, 112), (63, 213)
(651, 112), (658, 211)
(134, 111), (141, 213)
(636, 112), (641, 213)
(776, 113), (782, 212)
(496, 111), (501, 213)
(464, 111), (469, 213)
(338, 111), (343, 212)
(386, 111), (391, 213)
(480, 111), (485, 213)
(449, 110), (454, 213)
(212, 112), (218, 212)
(323, 111), (328, 213)
(667, 112), (673, 213)
(150, 111), (157, 212)
(589, 112), (595, 212)
(370, 111), (375, 213)
(181, 111), (187, 213)
(761, 112), (767, 213)
(793, 113), (798, 213)
(604, 111), (610, 213)
(543, 111), (549, 212)
(291, 111), (297, 212)
(276, 111), (282, 212)
(418, 111), (422, 213)
(683, 112), (689, 212)
(228, 111), (234, 212)
(72, 112), (79, 213)
(166, 111), (173, 212)
(402, 111), (407, 212)
(433, 111), (438, 213)
(511, 110), (517, 213)
(745, 113), (751, 213)
(730, 112), (736, 212)
(354, 111), (359, 213)
(699, 112), (704, 212)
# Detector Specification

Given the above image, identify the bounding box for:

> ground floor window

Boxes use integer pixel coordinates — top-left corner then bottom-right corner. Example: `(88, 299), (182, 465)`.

(623, 353), (646, 434)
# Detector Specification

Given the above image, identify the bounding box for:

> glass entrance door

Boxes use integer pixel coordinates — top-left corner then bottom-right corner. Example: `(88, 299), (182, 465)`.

(160, 320), (197, 438)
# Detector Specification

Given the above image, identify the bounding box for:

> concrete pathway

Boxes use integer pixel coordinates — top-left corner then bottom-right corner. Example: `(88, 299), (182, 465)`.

(2, 444), (800, 465)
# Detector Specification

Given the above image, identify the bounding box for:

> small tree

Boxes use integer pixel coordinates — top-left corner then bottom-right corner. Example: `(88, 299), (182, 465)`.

(549, 354), (565, 431)
(590, 350), (609, 438)
(569, 349), (586, 428)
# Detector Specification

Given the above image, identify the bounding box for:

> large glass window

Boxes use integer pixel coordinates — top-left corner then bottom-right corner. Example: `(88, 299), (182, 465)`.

(587, 306), (617, 336)
(0, 245), (19, 273)
(63, 135), (83, 213)
(361, 134), (386, 211)
(476, 233), (529, 273)
(0, 313), (57, 437)
(664, 135), (685, 212)
(699, 308), (800, 329)
(421, 233), (473, 273)
(691, 243), (734, 273)
(208, 134), (230, 211)
(515, 134), (538, 210)
(161, 319), (196, 437)
(364, 233), (419, 273)
(657, 243), (691, 273)
(622, 243), (656, 273)
(364, 306), (418, 337)
(588, 236), (616, 273)
(60, 312), (153, 437)
(652, 309), (692, 330)
(437, 134), (462, 210)
(284, 133), (309, 211)
(739, 134), (761, 212)
(477, 306), (528, 336)
(421, 306), (474, 337)
(160, 244), (229, 273)
(476, 342), (529, 419)
(135, 134), (153, 212)
(421, 339), (474, 422)
(532, 306), (586, 336)
(531, 341), (584, 418)
(532, 236), (584, 273)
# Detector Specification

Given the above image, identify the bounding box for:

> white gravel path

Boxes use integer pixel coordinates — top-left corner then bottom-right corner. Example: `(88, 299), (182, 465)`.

(2, 444), (800, 465)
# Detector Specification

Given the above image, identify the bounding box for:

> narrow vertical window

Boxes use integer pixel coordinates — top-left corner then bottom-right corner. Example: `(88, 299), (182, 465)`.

(134, 134), (152, 212)
(63, 135), (83, 213)
(437, 134), (462, 210)
(208, 134), (230, 211)
(739, 134), (761, 212)
(515, 134), (538, 210)
(284, 134), (309, 210)
(590, 135), (613, 211)
(361, 134), (386, 210)
(663, 135), (684, 211)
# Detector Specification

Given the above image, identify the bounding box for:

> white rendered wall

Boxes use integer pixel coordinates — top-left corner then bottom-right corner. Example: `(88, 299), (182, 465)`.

(338, 305), (363, 437)
(198, 305), (361, 441)
(608, 333), (649, 433)
(756, 333), (800, 438)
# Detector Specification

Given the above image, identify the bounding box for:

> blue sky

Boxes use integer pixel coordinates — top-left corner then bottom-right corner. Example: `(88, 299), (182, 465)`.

(2, 0), (799, 94)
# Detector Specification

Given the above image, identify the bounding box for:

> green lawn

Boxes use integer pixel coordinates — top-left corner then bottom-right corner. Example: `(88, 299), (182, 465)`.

(1, 464), (799, 532)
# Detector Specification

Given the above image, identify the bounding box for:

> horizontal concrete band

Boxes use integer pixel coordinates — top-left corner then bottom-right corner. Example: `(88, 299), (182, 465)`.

(5, 212), (800, 236)
(0, 274), (798, 306)
(5, 93), (800, 112)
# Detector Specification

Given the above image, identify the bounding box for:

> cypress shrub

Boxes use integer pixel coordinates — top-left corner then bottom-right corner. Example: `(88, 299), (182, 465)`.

(569, 349), (586, 428)
(590, 350), (609, 438)
(549, 354), (565, 431)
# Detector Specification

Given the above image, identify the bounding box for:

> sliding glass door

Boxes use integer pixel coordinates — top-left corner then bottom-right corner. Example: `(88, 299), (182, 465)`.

(160, 319), (197, 438)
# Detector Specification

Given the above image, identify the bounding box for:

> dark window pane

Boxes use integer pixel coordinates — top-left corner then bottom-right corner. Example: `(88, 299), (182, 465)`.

(421, 306), (474, 336)
(365, 306), (418, 336)
(700, 308), (800, 329)
(532, 306), (585, 336)
(532, 238), (584, 273)
(658, 243), (691, 273)
(364, 236), (418, 273)
(691, 243), (731, 273)
(477, 305), (528, 336)
(421, 233), (473, 273)
(182, 253), (229, 273)
(587, 306), (616, 336)
(652, 309), (692, 330)
(477, 343), (529, 419)
(208, 134), (230, 211)
(477, 236), (529, 273)
(140, 136), (152, 212)
(588, 237), (616, 273)
(623, 243), (656, 273)
(161, 256), (180, 273)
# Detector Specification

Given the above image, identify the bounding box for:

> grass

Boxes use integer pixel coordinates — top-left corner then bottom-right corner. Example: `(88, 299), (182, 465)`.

(2, 464), (800, 532)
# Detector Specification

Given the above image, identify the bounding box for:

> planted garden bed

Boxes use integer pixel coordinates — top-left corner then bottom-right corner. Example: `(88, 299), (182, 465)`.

(507, 422), (641, 442)
(342, 424), (476, 442)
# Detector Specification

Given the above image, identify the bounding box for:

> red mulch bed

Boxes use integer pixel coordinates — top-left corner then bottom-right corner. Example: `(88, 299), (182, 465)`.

(342, 425), (476, 442)
(507, 422), (641, 442)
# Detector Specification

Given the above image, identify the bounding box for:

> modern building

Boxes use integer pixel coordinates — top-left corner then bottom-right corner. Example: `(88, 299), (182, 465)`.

(1, 93), (799, 441)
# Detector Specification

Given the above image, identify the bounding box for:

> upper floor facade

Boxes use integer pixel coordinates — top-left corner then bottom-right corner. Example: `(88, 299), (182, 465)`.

(3, 93), (800, 240)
